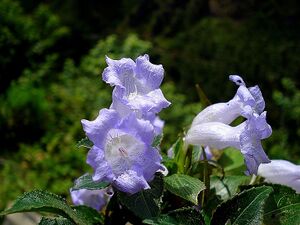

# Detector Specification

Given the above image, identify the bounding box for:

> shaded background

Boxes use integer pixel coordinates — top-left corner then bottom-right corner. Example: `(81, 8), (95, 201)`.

(0, 0), (299, 210)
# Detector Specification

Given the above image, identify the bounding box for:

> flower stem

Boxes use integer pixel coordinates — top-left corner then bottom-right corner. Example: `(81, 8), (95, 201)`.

(201, 147), (210, 207)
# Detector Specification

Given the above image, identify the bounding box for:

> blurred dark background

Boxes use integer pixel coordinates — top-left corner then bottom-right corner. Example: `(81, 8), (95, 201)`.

(0, 0), (299, 209)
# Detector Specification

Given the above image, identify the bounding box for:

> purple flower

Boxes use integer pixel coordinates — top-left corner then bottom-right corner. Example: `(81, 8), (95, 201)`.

(70, 187), (113, 211)
(103, 55), (170, 120)
(185, 111), (271, 175)
(81, 108), (164, 194)
(258, 160), (300, 193)
(191, 75), (265, 127)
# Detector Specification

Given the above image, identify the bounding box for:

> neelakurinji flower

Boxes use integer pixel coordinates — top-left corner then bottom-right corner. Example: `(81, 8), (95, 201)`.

(70, 187), (113, 211)
(185, 75), (272, 175)
(186, 111), (271, 174)
(191, 75), (265, 127)
(258, 160), (300, 193)
(102, 54), (170, 129)
(81, 108), (164, 194)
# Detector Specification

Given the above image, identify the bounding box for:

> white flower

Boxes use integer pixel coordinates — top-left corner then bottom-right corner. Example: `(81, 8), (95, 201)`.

(258, 160), (300, 193)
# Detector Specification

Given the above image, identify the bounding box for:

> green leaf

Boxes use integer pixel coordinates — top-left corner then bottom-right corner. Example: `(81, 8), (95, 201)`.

(162, 155), (178, 175)
(118, 173), (164, 219)
(210, 175), (250, 201)
(71, 173), (109, 190)
(164, 174), (206, 205)
(152, 134), (163, 148)
(76, 137), (93, 149)
(143, 207), (205, 225)
(263, 184), (300, 225)
(191, 145), (202, 164)
(172, 137), (184, 160)
(39, 217), (75, 225)
(0, 190), (99, 225)
(72, 205), (103, 225)
(218, 148), (246, 175)
(211, 186), (273, 225)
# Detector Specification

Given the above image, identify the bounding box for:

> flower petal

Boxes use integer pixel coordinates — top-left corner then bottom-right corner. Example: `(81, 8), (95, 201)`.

(119, 113), (155, 145)
(113, 170), (150, 194)
(102, 56), (136, 88)
(87, 146), (115, 182)
(126, 89), (171, 115)
(240, 122), (270, 175)
(191, 101), (241, 126)
(249, 85), (265, 114)
(70, 187), (113, 210)
(81, 109), (120, 148)
(142, 148), (164, 181)
(135, 54), (164, 90)
(236, 86), (256, 108)
(229, 75), (246, 86)
(258, 160), (300, 193)
(185, 122), (240, 149)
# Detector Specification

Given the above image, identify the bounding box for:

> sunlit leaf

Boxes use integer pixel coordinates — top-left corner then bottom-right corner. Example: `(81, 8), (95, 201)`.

(164, 174), (205, 205)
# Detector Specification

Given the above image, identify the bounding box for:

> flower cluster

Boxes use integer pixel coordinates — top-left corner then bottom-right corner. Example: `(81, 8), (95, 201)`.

(185, 75), (272, 175)
(70, 55), (170, 209)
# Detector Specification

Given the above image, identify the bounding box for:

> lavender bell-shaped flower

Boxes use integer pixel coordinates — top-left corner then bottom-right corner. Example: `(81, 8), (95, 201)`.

(258, 160), (300, 193)
(191, 75), (265, 127)
(81, 108), (164, 194)
(70, 187), (113, 211)
(186, 75), (271, 174)
(103, 55), (170, 122)
(185, 104), (272, 175)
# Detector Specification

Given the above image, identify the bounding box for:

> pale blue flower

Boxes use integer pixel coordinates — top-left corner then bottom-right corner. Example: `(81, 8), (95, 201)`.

(258, 160), (300, 193)
(185, 111), (271, 175)
(103, 55), (170, 120)
(81, 109), (164, 194)
(70, 187), (113, 211)
(192, 75), (265, 127)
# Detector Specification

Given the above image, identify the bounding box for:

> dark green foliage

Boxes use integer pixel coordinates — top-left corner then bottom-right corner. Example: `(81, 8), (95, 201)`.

(144, 207), (205, 225)
(264, 184), (300, 225)
(0, 190), (102, 225)
(0, 0), (69, 92)
(211, 186), (273, 225)
(39, 217), (75, 225)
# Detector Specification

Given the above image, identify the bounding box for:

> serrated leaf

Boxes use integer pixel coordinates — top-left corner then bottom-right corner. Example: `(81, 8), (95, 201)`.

(143, 207), (205, 225)
(118, 173), (164, 219)
(76, 137), (93, 149)
(72, 205), (104, 225)
(210, 175), (250, 201)
(164, 174), (206, 205)
(39, 217), (75, 225)
(211, 186), (273, 225)
(152, 134), (163, 148)
(0, 190), (99, 225)
(71, 173), (109, 190)
(263, 184), (300, 225)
